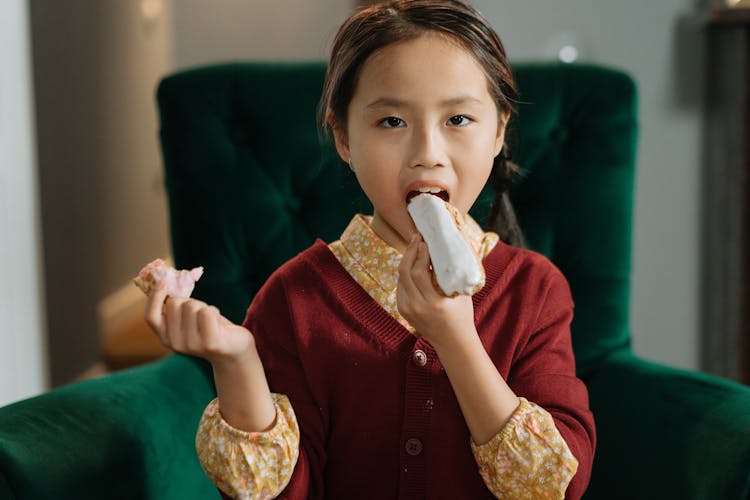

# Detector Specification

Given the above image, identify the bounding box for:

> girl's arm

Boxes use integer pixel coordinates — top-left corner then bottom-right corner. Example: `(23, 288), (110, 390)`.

(398, 235), (593, 499)
(211, 342), (277, 432)
(144, 284), (276, 431)
(146, 284), (302, 500)
(429, 327), (518, 445)
(397, 236), (519, 444)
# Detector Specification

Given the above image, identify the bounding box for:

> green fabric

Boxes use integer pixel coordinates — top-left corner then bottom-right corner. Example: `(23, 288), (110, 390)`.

(587, 349), (750, 499)
(0, 62), (748, 499)
(0, 355), (218, 499)
(499, 63), (639, 372)
(157, 62), (370, 327)
(0, 472), (14, 499)
(158, 62), (636, 375)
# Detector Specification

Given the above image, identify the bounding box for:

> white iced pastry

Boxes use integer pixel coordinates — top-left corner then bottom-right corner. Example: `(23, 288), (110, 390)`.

(133, 258), (203, 298)
(407, 193), (485, 296)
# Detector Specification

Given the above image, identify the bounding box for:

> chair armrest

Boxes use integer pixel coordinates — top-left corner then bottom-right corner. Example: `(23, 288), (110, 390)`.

(585, 350), (750, 499)
(0, 354), (220, 499)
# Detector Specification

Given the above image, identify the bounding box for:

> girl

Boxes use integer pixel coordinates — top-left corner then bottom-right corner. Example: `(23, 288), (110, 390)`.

(145, 1), (595, 498)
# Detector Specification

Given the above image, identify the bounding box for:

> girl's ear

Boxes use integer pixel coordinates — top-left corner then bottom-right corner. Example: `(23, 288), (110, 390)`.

(331, 119), (351, 164)
(494, 109), (511, 156)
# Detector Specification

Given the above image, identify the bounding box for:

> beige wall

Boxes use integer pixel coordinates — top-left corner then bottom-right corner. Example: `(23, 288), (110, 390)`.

(172, 0), (352, 69)
(30, 0), (173, 385)
(30, 0), (355, 386)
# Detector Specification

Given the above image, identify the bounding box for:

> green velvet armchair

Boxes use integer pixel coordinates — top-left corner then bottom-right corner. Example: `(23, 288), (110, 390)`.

(1, 62), (749, 499)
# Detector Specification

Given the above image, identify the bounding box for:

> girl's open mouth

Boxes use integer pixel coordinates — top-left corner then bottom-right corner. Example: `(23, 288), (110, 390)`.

(405, 188), (449, 204)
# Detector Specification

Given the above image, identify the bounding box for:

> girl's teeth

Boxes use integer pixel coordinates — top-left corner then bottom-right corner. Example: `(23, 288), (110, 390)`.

(407, 187), (449, 204)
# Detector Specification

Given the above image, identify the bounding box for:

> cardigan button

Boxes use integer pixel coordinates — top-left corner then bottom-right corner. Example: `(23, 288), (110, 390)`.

(405, 438), (423, 456)
(413, 349), (427, 367)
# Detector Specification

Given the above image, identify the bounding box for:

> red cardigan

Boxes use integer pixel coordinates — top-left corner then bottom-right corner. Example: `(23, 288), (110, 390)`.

(243, 239), (595, 499)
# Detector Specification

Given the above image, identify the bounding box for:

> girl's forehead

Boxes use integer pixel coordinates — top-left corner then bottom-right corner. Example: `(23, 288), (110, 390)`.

(353, 33), (492, 105)
(363, 32), (473, 78)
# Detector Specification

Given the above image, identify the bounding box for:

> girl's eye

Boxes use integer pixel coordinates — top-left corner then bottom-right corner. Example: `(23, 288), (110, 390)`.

(380, 116), (405, 128)
(448, 115), (471, 126)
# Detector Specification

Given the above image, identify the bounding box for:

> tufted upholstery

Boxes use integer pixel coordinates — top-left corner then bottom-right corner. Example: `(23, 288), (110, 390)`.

(0, 62), (749, 500)
(157, 62), (636, 378)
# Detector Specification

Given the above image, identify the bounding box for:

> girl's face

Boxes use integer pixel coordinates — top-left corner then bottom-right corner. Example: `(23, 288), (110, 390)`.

(333, 31), (510, 253)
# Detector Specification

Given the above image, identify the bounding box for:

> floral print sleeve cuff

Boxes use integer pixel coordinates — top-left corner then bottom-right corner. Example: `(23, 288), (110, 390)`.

(471, 397), (579, 499)
(195, 393), (300, 500)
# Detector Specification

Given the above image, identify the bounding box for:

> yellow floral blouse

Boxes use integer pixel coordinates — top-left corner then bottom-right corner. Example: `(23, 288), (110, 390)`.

(196, 214), (579, 499)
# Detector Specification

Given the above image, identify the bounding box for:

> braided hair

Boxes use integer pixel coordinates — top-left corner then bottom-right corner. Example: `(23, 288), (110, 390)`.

(485, 142), (526, 247)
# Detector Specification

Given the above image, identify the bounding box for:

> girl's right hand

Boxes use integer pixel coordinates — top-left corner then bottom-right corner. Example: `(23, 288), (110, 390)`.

(144, 283), (255, 364)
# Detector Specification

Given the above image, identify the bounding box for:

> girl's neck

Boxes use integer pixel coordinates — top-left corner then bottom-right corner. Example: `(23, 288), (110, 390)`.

(369, 213), (409, 254)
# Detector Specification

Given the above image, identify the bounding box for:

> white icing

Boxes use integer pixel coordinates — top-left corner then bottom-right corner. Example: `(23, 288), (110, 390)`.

(407, 193), (484, 295)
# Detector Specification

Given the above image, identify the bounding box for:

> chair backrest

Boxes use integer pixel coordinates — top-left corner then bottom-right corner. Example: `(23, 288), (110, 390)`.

(157, 61), (638, 377)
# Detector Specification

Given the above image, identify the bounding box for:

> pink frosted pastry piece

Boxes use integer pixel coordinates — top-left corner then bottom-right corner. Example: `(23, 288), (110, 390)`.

(133, 258), (203, 298)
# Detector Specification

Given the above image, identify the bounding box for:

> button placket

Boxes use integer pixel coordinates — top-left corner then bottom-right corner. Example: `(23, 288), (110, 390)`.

(399, 340), (435, 498)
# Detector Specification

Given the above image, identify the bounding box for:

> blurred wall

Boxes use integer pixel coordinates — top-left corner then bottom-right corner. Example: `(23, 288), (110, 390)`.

(0, 0), (47, 405)
(473, 0), (707, 371)
(29, 0), (354, 386)
(30, 0), (173, 385)
(172, 0), (352, 68)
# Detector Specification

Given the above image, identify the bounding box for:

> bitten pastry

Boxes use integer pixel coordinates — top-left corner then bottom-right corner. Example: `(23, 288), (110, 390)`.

(407, 193), (485, 296)
(133, 258), (203, 298)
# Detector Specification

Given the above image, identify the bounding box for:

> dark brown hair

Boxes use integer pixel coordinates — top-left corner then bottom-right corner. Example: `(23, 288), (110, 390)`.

(318, 0), (526, 247)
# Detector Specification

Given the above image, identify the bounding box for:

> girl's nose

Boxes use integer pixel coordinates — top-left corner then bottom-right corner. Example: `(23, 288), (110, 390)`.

(409, 125), (446, 169)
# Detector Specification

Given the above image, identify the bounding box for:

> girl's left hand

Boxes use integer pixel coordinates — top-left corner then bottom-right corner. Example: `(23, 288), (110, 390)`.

(397, 234), (477, 348)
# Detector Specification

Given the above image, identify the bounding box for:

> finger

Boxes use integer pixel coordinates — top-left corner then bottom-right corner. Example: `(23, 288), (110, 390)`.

(196, 306), (220, 352)
(163, 296), (188, 348)
(398, 234), (419, 276)
(144, 285), (168, 339)
(175, 299), (205, 351)
(398, 236), (424, 302)
(412, 241), (440, 299)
